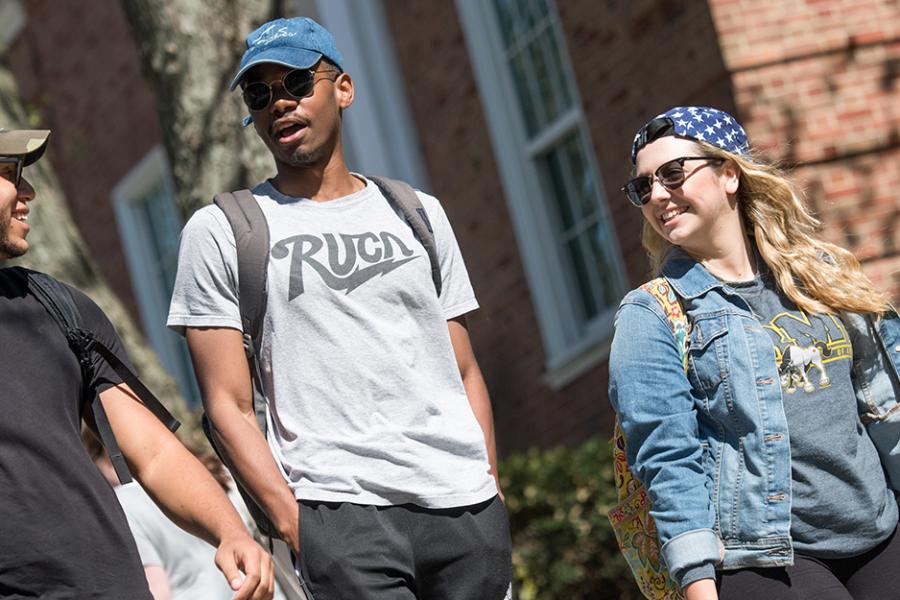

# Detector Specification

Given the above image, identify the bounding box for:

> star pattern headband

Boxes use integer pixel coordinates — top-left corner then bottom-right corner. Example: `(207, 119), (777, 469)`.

(630, 106), (750, 164)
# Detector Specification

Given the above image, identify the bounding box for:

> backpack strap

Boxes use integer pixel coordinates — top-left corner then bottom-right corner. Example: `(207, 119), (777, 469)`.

(22, 269), (179, 485)
(212, 190), (269, 435)
(639, 277), (689, 372)
(368, 175), (442, 297)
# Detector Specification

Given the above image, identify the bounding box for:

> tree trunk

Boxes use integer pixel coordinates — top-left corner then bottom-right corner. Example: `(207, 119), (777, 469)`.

(0, 66), (192, 429)
(120, 0), (284, 218)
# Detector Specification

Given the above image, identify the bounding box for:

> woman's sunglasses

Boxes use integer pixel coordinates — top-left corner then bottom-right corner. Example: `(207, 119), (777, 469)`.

(622, 156), (724, 207)
(241, 67), (340, 112)
(0, 156), (24, 189)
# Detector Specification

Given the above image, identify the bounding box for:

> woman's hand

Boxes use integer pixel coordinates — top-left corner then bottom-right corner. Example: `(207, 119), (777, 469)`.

(684, 578), (718, 600)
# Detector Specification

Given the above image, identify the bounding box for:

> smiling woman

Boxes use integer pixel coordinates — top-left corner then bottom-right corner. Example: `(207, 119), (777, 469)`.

(608, 106), (900, 600)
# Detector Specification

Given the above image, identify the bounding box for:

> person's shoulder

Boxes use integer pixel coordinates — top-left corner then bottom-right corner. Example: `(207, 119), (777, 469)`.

(59, 281), (120, 331)
(184, 202), (232, 233)
(620, 279), (669, 310)
(17, 270), (105, 318)
(616, 280), (675, 327)
(409, 188), (449, 222)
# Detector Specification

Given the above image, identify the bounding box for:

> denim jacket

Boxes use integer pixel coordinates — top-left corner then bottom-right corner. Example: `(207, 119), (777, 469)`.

(608, 248), (900, 589)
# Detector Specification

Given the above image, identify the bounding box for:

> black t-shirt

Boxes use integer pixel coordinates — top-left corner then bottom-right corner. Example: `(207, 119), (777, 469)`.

(0, 269), (152, 599)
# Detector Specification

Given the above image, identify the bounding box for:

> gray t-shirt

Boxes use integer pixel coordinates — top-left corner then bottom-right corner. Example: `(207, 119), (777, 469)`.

(167, 177), (496, 508)
(728, 268), (897, 557)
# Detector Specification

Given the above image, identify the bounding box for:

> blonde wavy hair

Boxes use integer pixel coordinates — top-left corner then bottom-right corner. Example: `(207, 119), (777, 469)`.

(642, 141), (891, 315)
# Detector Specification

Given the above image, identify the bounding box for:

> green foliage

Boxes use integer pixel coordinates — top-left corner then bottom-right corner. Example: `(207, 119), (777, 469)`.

(500, 437), (641, 600)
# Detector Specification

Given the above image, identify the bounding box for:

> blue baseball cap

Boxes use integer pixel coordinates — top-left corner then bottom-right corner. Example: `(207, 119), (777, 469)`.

(630, 106), (750, 164)
(229, 17), (344, 91)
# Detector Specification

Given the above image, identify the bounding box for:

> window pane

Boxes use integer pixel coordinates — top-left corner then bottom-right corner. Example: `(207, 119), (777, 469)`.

(543, 143), (576, 230)
(525, 0), (550, 24)
(542, 28), (572, 113)
(509, 50), (542, 135)
(528, 31), (559, 127)
(562, 135), (598, 221)
(492, 0), (529, 49)
(566, 237), (599, 319)
(588, 224), (620, 309)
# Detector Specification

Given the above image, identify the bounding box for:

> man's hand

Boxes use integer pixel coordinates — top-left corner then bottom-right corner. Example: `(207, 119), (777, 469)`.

(215, 533), (275, 600)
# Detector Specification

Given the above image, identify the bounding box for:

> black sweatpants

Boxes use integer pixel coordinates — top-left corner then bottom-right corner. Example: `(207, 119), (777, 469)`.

(294, 495), (512, 600)
(717, 526), (900, 599)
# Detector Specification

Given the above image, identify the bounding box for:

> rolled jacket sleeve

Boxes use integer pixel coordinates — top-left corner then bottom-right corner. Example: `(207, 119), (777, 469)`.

(608, 291), (721, 588)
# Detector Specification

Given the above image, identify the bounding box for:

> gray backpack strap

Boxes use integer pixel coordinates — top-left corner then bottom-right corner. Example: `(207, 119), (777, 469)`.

(212, 190), (269, 435)
(213, 190), (269, 345)
(368, 175), (442, 297)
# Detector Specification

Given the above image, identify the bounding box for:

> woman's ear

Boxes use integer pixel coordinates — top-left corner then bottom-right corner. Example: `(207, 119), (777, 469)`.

(722, 159), (740, 195)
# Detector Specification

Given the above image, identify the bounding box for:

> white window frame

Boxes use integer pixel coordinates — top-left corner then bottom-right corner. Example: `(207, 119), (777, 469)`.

(311, 0), (430, 190)
(112, 146), (200, 404)
(456, 0), (628, 387)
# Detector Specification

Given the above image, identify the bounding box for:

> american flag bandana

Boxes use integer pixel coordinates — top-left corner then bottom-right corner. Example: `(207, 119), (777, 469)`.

(630, 106), (750, 164)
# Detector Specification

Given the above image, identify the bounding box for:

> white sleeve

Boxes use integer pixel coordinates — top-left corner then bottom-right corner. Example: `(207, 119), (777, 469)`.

(417, 192), (479, 320)
(166, 205), (243, 335)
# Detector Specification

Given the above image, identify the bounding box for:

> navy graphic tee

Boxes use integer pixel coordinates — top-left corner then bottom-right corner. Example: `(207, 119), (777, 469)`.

(727, 263), (897, 557)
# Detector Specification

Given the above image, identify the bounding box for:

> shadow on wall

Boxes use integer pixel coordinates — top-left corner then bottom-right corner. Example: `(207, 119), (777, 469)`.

(734, 33), (900, 300)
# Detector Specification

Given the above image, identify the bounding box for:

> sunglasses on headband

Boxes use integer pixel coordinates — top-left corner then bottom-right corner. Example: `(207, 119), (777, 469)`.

(241, 66), (340, 112)
(622, 156), (724, 207)
(0, 156), (24, 189)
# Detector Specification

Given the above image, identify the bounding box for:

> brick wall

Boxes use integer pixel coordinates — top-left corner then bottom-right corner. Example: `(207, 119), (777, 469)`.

(6, 0), (163, 322)
(709, 0), (900, 297)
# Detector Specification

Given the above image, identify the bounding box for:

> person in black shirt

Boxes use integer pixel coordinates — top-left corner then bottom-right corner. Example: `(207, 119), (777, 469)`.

(0, 128), (275, 600)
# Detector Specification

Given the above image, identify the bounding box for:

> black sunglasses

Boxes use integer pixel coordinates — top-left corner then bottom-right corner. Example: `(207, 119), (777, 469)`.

(622, 156), (724, 207)
(242, 67), (339, 112)
(0, 156), (24, 189)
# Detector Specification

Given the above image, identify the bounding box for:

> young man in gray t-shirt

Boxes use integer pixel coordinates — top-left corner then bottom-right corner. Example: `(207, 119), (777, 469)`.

(167, 17), (511, 600)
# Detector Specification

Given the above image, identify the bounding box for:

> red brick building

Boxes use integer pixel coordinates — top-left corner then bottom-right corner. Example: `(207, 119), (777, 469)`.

(4, 0), (899, 454)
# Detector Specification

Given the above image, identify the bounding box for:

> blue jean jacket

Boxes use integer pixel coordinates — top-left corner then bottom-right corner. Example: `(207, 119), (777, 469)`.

(608, 249), (900, 589)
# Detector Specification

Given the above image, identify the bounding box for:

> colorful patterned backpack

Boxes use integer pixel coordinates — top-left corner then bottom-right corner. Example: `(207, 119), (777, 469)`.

(608, 278), (689, 600)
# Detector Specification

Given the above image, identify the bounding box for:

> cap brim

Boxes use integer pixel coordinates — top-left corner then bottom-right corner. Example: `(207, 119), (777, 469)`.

(0, 130), (50, 166)
(229, 47), (322, 90)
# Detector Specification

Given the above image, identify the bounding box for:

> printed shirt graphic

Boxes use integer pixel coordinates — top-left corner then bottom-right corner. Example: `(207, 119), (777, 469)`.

(729, 271), (897, 556)
(765, 311), (850, 396)
(167, 177), (496, 509)
(272, 225), (422, 300)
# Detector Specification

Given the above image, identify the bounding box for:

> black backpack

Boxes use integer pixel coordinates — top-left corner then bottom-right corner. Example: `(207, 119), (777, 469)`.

(14, 268), (180, 482)
(202, 176), (442, 539)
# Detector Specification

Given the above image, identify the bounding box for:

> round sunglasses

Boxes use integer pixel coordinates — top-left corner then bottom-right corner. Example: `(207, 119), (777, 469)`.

(241, 67), (340, 112)
(622, 156), (724, 207)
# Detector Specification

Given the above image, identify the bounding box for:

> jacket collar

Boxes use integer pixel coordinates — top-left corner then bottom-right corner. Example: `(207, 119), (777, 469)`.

(660, 247), (727, 300)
